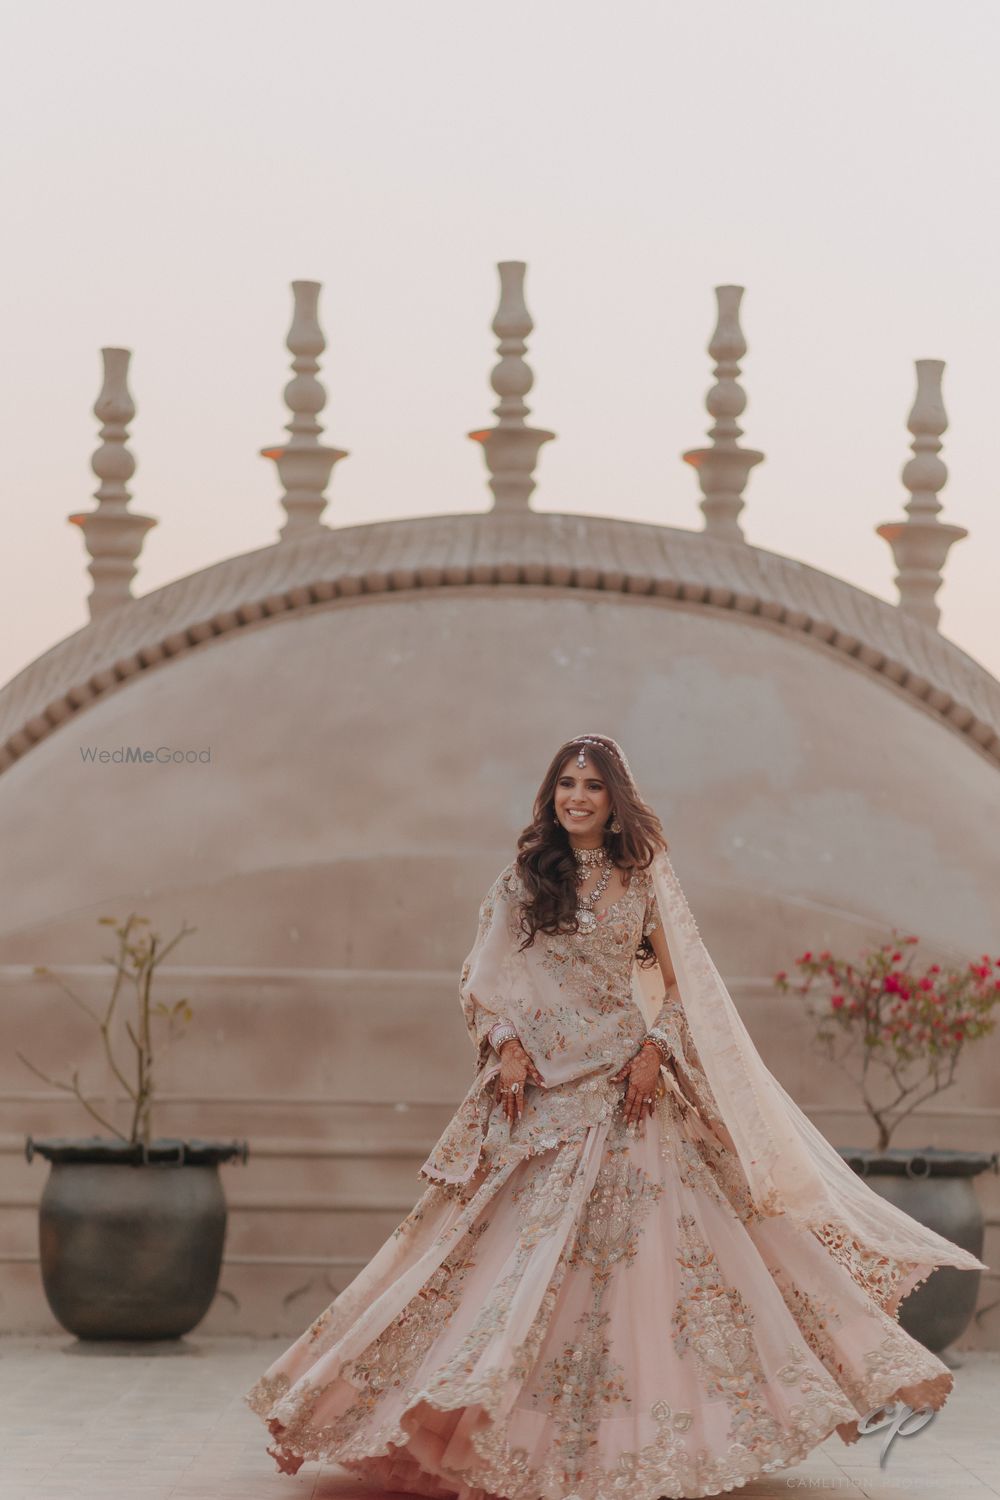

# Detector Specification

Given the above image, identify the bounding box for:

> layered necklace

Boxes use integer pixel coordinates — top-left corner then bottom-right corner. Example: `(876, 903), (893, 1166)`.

(572, 842), (613, 933)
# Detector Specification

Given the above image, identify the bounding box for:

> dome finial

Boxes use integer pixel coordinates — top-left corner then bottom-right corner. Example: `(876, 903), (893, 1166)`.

(682, 285), (764, 542)
(68, 348), (157, 619)
(876, 359), (967, 629)
(468, 261), (555, 511)
(261, 281), (348, 541)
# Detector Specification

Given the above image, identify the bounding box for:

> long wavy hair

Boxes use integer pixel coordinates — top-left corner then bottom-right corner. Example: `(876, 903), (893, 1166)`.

(512, 736), (668, 965)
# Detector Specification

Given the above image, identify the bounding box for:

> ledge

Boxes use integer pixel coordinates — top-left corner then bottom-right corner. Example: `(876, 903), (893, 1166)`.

(1, 511), (997, 773)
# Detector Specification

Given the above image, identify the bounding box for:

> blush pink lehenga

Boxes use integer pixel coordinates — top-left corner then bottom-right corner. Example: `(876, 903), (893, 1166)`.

(245, 861), (963, 1500)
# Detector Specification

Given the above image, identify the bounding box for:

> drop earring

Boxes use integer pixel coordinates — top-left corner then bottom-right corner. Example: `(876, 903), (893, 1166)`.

(609, 816), (621, 833)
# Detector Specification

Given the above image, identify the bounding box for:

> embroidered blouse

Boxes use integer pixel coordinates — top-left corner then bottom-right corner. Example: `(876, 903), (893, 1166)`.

(419, 860), (696, 1186)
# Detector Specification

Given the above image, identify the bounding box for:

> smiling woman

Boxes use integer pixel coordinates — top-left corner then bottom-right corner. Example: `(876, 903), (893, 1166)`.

(244, 732), (985, 1500)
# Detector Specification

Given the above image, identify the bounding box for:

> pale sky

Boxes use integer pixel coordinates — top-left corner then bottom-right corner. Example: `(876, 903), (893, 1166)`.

(2, 0), (998, 691)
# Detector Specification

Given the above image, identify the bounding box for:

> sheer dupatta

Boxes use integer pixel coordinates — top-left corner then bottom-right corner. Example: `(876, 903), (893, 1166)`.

(644, 849), (989, 1299)
(457, 848), (988, 1308)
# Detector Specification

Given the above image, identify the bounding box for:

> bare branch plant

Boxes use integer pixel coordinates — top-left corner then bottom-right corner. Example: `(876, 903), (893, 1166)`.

(18, 914), (196, 1147)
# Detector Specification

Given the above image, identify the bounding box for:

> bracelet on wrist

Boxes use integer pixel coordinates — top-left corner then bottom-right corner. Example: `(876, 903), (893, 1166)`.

(487, 1019), (519, 1052)
(641, 1031), (672, 1065)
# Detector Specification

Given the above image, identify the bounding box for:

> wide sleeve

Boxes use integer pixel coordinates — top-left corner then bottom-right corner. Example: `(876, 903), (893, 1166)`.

(459, 862), (524, 1072)
(639, 874), (684, 1044)
(641, 879), (732, 1143)
(647, 986), (686, 1060)
(641, 877), (663, 940)
(647, 973), (737, 1153)
(642, 874), (707, 1075)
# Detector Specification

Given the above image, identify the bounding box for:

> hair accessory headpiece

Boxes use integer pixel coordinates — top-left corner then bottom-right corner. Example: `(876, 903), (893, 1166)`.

(570, 734), (639, 792)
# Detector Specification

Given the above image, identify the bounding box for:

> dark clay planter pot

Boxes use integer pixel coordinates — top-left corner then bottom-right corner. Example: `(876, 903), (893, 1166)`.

(836, 1145), (997, 1354)
(26, 1136), (249, 1341)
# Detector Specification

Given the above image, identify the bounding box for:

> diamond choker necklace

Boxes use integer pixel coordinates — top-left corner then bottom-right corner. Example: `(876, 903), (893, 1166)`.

(572, 844), (610, 869)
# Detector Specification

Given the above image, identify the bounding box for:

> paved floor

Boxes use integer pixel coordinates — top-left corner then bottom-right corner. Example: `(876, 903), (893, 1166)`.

(0, 1336), (997, 1500)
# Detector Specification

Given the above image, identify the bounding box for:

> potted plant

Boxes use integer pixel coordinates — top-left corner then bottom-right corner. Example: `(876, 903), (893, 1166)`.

(775, 933), (999, 1354)
(20, 913), (248, 1341)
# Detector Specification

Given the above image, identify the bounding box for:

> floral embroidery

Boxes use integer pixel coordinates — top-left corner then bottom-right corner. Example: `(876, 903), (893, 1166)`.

(766, 1262), (850, 1386)
(519, 1130), (669, 1485)
(571, 1134), (663, 1278)
(536, 877), (649, 1016)
(459, 864), (527, 1068)
(531, 1309), (631, 1480)
(670, 1212), (857, 1465)
(850, 1333), (953, 1419)
(671, 1210), (765, 1399)
(416, 1155), (592, 1417)
(245, 1369), (290, 1418)
(258, 1218), (493, 1462)
(641, 871), (663, 937)
(417, 1062), (501, 1184)
(686, 1118), (767, 1223)
(344, 1231), (488, 1398)
(672, 1121), (738, 1209)
(811, 1219), (921, 1315)
(306, 1306), (333, 1343)
(511, 1138), (588, 1246)
(246, 853), (960, 1499)
(389, 1183), (445, 1239)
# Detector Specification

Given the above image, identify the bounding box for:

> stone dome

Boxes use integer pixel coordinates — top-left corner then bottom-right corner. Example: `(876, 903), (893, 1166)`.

(2, 514), (997, 1336)
(1, 509), (997, 969)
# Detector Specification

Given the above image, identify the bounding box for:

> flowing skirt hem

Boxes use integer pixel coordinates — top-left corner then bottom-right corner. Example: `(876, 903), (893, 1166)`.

(244, 1095), (962, 1498)
(249, 1356), (955, 1500)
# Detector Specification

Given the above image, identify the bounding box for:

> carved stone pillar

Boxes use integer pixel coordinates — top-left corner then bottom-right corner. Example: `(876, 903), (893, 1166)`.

(468, 261), (555, 511)
(69, 348), (157, 619)
(683, 285), (763, 542)
(877, 359), (967, 629)
(262, 280), (348, 541)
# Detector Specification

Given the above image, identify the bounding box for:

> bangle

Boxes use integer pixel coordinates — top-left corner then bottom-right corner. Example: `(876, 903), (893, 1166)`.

(487, 1020), (519, 1052)
(641, 1031), (672, 1065)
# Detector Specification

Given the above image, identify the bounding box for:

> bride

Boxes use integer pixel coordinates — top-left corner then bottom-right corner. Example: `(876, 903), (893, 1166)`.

(245, 733), (987, 1500)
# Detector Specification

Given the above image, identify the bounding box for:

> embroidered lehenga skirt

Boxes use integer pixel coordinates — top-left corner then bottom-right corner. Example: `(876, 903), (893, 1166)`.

(245, 863), (956, 1500)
